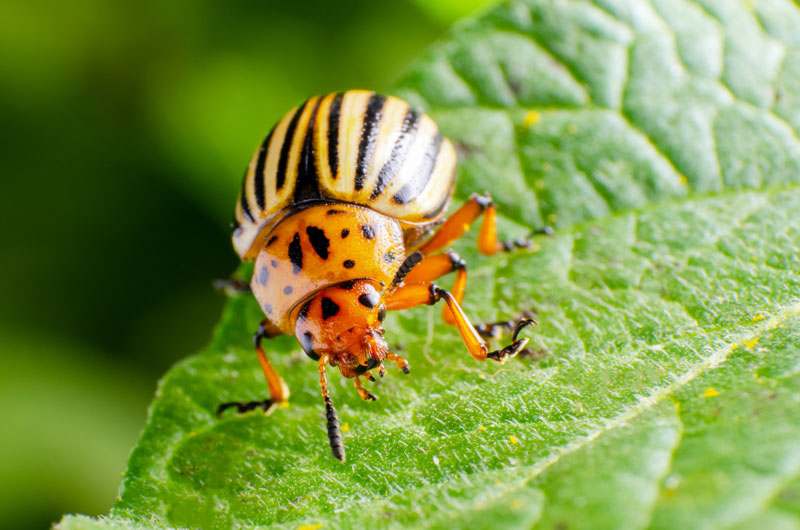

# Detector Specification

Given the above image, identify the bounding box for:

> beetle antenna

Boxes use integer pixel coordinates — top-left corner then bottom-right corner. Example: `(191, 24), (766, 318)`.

(324, 395), (345, 461)
(318, 357), (345, 461)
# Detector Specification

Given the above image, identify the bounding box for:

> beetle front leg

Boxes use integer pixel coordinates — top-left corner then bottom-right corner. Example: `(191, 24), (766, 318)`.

(385, 283), (533, 362)
(217, 320), (289, 415)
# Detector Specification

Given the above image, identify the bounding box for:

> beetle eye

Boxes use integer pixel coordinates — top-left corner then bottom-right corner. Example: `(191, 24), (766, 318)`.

(377, 305), (386, 322)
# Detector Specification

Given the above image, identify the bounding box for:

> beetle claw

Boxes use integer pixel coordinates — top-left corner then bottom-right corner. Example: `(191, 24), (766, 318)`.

(487, 338), (529, 362)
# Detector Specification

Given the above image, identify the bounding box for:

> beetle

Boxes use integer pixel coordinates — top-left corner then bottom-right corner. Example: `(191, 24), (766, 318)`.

(218, 90), (544, 461)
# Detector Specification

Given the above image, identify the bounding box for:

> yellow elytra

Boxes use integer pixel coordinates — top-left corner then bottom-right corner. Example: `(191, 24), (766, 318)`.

(221, 90), (542, 462)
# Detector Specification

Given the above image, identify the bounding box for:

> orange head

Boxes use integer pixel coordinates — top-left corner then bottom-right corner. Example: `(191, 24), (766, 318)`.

(294, 279), (390, 377)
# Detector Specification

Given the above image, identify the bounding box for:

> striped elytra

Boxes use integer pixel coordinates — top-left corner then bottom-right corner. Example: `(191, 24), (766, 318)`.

(232, 90), (457, 259)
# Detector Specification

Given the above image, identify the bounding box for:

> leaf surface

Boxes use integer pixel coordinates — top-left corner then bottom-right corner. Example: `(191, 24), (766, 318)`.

(59, 1), (800, 528)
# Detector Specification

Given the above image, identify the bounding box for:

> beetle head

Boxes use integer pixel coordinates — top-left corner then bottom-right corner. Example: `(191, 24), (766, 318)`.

(294, 279), (389, 377)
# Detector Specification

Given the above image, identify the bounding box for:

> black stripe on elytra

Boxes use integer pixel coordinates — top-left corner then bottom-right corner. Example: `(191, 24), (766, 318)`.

(393, 132), (443, 204)
(266, 235), (278, 247)
(354, 93), (386, 191)
(253, 126), (275, 209)
(371, 107), (419, 199)
(276, 99), (309, 190)
(294, 97), (323, 203)
(239, 168), (255, 222)
(328, 92), (343, 178)
(392, 251), (423, 287)
(321, 297), (340, 320)
(288, 232), (303, 273)
(306, 226), (330, 259)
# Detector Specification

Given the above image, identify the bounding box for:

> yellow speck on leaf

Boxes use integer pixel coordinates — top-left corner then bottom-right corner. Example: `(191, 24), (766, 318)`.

(535, 179), (545, 190)
(547, 213), (558, 224)
(341, 422), (350, 433)
(703, 387), (720, 398)
(509, 435), (520, 446)
(478, 424), (487, 432)
(752, 313), (766, 322)
(678, 174), (688, 186)
(742, 336), (760, 350)
(298, 524), (323, 530)
(523, 110), (541, 127)
(511, 499), (523, 510)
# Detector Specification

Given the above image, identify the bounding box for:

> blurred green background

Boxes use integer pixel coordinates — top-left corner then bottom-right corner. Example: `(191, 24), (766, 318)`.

(0, 1), (495, 528)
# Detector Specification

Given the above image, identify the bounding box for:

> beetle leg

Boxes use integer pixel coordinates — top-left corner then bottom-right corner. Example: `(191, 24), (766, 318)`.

(419, 193), (552, 256)
(386, 351), (410, 374)
(212, 277), (251, 295)
(385, 283), (534, 362)
(354, 376), (377, 401)
(319, 356), (345, 461)
(476, 310), (539, 339)
(217, 320), (289, 416)
(401, 251), (467, 325)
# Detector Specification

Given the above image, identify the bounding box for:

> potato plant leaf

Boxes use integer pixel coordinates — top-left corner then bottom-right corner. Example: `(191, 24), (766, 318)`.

(59, 0), (800, 528)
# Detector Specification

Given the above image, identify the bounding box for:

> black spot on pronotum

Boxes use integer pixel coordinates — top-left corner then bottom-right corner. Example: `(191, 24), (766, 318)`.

(383, 250), (395, 263)
(341, 228), (350, 239)
(343, 259), (355, 269)
(288, 233), (303, 273)
(306, 226), (330, 259)
(361, 225), (375, 240)
(283, 286), (293, 295)
(321, 297), (340, 320)
(358, 291), (379, 309)
(263, 304), (273, 315)
(266, 235), (278, 247)
(271, 259), (279, 268)
(258, 266), (269, 285)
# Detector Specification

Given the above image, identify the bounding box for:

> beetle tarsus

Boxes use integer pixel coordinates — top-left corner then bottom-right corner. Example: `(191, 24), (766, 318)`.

(487, 337), (530, 362)
(213, 278), (251, 295)
(217, 398), (274, 416)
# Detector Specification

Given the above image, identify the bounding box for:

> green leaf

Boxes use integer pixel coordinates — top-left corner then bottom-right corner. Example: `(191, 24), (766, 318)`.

(59, 0), (800, 528)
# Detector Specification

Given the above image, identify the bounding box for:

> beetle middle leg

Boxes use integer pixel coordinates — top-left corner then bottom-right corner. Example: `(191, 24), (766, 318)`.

(418, 193), (552, 256)
(385, 283), (533, 362)
(217, 320), (290, 415)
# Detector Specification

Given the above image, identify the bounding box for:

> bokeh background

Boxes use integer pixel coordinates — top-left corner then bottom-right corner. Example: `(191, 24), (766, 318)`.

(0, 1), (495, 528)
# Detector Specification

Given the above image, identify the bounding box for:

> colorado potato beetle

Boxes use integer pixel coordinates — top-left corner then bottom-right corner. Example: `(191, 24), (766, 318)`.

(219, 90), (543, 461)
